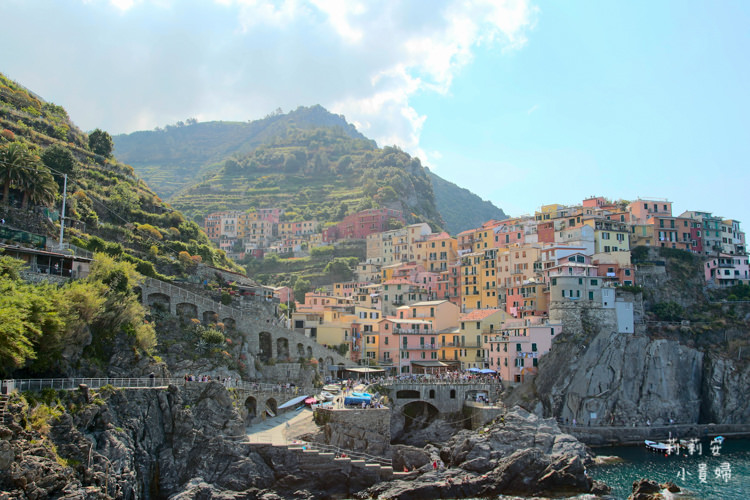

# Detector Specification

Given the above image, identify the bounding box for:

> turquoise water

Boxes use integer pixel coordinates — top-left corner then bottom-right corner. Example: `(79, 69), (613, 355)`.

(589, 438), (750, 499)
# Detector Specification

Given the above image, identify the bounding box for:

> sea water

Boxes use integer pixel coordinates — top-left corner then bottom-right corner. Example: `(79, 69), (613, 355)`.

(589, 438), (750, 499)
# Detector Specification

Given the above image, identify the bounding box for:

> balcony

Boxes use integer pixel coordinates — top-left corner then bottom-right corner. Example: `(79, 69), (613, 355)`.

(394, 329), (436, 336)
(401, 345), (439, 351)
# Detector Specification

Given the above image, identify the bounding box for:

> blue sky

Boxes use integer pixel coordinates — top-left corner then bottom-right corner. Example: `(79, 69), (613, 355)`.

(2, 0), (749, 227)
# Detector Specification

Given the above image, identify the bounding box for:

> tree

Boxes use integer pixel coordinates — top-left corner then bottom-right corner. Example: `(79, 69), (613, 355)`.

(0, 142), (36, 206)
(21, 168), (57, 209)
(88, 128), (113, 158)
(41, 144), (76, 177)
(293, 278), (311, 302)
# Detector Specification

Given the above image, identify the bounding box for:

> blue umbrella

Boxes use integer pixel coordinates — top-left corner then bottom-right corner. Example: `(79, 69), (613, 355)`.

(466, 367), (480, 372)
(479, 368), (496, 374)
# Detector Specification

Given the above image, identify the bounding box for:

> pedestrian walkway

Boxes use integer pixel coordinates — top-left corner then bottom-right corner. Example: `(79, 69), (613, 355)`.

(247, 407), (317, 445)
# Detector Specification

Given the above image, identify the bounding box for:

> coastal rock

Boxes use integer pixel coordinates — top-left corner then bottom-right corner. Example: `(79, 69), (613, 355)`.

(359, 447), (604, 499)
(441, 406), (590, 467)
(391, 444), (431, 471)
(628, 478), (662, 500)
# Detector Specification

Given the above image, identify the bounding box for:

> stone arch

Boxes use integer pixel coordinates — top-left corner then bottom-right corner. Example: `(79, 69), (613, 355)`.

(276, 337), (289, 360)
(396, 390), (421, 399)
(429, 389), (435, 399)
(147, 292), (170, 311)
(401, 401), (440, 432)
(245, 396), (257, 418)
(265, 398), (278, 416)
(222, 317), (236, 329)
(318, 358), (324, 368)
(176, 302), (198, 319)
(306, 346), (313, 359)
(259, 332), (272, 362)
(203, 310), (218, 324)
(297, 343), (305, 357)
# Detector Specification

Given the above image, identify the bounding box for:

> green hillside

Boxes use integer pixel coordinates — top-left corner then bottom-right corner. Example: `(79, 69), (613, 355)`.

(113, 105), (370, 199)
(171, 127), (444, 228)
(0, 72), (238, 279)
(113, 106), (508, 233)
(428, 170), (507, 234)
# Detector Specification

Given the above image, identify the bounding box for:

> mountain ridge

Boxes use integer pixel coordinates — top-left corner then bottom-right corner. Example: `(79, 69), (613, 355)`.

(113, 106), (507, 234)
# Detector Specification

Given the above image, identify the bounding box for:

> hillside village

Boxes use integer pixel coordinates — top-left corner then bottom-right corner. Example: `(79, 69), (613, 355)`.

(201, 196), (748, 382)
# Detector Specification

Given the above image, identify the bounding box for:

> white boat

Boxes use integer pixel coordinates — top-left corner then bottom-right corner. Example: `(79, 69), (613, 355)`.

(319, 391), (335, 401)
(322, 384), (341, 394)
(645, 439), (679, 453)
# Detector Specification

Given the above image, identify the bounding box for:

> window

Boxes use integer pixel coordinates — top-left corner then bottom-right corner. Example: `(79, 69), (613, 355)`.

(384, 337), (389, 345)
(589, 291), (594, 300)
(533, 358), (538, 367)
(516, 343), (521, 352)
(532, 343), (537, 352)
(591, 279), (598, 285)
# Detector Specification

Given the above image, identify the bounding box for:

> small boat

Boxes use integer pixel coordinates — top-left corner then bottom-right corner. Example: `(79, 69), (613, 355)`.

(712, 436), (725, 444)
(322, 384), (341, 394)
(319, 391), (335, 401)
(645, 440), (679, 453)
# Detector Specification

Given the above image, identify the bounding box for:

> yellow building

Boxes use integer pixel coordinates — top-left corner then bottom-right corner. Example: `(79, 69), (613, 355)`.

(458, 308), (509, 369)
(413, 232), (458, 273)
(584, 219), (631, 254)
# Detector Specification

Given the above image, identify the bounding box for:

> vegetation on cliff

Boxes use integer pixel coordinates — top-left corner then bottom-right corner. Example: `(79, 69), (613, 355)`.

(0, 72), (238, 279)
(0, 253), (154, 377)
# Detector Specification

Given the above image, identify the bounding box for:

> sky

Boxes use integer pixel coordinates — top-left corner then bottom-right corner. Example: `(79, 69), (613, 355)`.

(2, 0), (749, 226)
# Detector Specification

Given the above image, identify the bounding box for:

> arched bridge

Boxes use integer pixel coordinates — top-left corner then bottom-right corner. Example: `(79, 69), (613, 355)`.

(140, 278), (350, 370)
(378, 382), (499, 414)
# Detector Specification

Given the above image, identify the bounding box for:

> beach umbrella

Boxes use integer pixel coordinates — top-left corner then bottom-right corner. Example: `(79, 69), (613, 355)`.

(466, 367), (480, 372)
(304, 397), (317, 405)
(479, 368), (496, 374)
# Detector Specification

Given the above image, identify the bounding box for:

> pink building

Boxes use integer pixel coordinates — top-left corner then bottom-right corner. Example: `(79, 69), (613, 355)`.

(323, 208), (405, 242)
(704, 254), (750, 287)
(258, 208), (280, 224)
(486, 318), (562, 384)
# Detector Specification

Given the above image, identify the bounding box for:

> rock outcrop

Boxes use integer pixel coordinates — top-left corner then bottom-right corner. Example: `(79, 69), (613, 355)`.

(534, 328), (704, 426)
(0, 382), (384, 499)
(358, 406), (606, 499)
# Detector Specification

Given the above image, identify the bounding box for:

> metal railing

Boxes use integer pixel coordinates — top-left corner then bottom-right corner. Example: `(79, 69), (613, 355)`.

(1, 378), (318, 396)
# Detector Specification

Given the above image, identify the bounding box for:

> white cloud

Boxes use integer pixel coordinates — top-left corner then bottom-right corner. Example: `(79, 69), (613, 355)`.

(1, 0), (535, 164)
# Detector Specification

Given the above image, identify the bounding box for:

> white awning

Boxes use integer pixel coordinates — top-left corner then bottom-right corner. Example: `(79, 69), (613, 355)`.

(278, 395), (309, 409)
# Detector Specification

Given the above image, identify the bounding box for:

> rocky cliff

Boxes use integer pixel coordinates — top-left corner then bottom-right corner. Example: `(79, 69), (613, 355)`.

(528, 248), (750, 429)
(0, 383), (384, 499)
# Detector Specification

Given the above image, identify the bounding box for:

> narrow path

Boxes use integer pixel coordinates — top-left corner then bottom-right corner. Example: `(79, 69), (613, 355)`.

(246, 408), (317, 445)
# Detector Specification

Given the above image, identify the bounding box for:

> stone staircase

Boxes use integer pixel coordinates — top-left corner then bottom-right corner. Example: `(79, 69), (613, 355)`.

(0, 394), (10, 426)
(246, 438), (406, 481)
(285, 443), (394, 479)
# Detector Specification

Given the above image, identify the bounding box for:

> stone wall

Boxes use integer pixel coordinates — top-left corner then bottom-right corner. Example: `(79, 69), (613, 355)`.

(313, 407), (391, 456)
(463, 402), (505, 430)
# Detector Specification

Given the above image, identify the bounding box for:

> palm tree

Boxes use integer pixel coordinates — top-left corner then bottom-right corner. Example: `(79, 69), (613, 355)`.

(22, 168), (57, 209)
(0, 142), (33, 206)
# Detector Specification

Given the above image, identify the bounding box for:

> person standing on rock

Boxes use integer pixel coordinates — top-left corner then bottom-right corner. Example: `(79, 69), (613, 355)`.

(572, 418), (576, 427)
